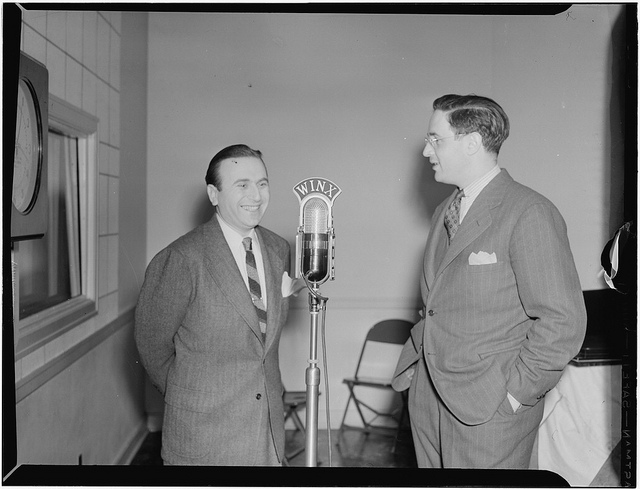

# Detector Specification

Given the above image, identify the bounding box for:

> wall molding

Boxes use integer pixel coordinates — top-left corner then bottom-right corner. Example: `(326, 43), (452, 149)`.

(15, 308), (135, 403)
(290, 295), (422, 311)
(114, 419), (148, 465)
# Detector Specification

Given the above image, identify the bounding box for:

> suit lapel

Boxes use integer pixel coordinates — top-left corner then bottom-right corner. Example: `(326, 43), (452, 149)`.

(424, 199), (449, 288)
(202, 217), (264, 342)
(434, 170), (513, 279)
(437, 209), (492, 276)
(256, 227), (282, 351)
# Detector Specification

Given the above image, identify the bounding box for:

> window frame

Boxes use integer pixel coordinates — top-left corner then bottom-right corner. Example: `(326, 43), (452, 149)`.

(13, 94), (99, 360)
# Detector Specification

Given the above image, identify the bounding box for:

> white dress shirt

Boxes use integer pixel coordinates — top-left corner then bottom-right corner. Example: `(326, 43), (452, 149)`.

(216, 213), (268, 306)
(459, 164), (501, 224)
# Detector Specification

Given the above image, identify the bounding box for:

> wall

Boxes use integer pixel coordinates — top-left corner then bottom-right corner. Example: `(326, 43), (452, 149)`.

(490, 6), (627, 278)
(119, 12), (164, 430)
(146, 7), (626, 428)
(119, 14), (149, 315)
(14, 10), (148, 465)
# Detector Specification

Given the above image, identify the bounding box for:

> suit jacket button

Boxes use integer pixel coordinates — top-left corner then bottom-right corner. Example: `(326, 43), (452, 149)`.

(256, 393), (262, 400)
(428, 310), (435, 316)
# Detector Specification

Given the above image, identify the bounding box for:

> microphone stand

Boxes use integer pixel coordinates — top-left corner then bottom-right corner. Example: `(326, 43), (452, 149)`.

(303, 279), (327, 467)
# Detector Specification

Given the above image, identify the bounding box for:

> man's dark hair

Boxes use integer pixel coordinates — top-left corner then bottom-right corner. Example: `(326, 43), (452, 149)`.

(433, 94), (510, 155)
(205, 144), (265, 189)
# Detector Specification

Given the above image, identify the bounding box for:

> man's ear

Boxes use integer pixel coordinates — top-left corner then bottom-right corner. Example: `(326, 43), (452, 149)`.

(465, 132), (483, 155)
(206, 184), (219, 206)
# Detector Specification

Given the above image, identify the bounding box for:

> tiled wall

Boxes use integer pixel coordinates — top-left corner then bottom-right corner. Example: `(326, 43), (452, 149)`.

(14, 11), (147, 465)
(17, 10), (121, 382)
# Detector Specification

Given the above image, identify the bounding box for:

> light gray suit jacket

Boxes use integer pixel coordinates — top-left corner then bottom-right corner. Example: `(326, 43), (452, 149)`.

(134, 215), (291, 465)
(393, 169), (587, 425)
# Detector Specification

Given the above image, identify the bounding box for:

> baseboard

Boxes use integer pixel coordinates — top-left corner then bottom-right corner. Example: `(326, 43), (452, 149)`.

(114, 420), (149, 465)
(146, 413), (163, 433)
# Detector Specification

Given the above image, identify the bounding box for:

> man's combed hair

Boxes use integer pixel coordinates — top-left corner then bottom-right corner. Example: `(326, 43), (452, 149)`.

(205, 144), (265, 188)
(433, 94), (510, 155)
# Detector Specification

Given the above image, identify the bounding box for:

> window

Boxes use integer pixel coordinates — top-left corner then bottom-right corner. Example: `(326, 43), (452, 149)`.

(18, 131), (80, 318)
(13, 95), (98, 359)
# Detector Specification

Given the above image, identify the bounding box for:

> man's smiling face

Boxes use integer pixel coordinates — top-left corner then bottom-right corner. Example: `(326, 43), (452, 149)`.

(207, 156), (270, 235)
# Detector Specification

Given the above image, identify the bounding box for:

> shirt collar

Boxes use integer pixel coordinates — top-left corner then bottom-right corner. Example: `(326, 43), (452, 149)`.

(216, 213), (257, 249)
(461, 164), (501, 201)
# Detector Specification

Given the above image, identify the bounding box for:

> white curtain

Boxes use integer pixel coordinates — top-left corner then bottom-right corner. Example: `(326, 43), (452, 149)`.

(63, 135), (81, 297)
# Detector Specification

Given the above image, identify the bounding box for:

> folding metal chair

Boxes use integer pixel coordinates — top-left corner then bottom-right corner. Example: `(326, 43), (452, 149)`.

(339, 319), (413, 451)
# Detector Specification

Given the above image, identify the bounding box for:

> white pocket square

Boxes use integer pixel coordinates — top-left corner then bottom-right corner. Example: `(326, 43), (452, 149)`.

(281, 272), (306, 297)
(469, 251), (497, 265)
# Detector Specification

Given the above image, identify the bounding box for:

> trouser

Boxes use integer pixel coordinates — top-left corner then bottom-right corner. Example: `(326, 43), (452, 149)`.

(408, 355), (544, 468)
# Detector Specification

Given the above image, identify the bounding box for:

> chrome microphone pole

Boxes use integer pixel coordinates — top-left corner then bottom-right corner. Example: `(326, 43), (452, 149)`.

(303, 277), (328, 467)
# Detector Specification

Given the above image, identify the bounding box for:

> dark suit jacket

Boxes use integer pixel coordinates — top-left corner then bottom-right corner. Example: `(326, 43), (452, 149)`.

(135, 215), (291, 464)
(393, 169), (587, 425)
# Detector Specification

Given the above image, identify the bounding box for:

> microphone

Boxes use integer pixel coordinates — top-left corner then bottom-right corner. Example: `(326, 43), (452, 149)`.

(293, 178), (342, 467)
(302, 197), (330, 283)
(293, 177), (342, 286)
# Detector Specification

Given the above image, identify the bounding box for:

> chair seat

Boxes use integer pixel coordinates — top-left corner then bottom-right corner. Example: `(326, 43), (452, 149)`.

(343, 376), (393, 389)
(284, 391), (307, 406)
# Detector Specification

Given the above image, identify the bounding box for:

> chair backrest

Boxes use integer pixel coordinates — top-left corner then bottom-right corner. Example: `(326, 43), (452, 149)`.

(366, 319), (414, 344)
(354, 319), (413, 379)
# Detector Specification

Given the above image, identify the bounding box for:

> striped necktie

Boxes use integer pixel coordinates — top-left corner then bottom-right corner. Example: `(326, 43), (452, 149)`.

(444, 189), (465, 241)
(242, 237), (267, 336)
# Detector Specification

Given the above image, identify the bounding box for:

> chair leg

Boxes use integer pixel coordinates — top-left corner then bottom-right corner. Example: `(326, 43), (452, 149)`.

(342, 383), (409, 449)
(290, 409), (306, 433)
(339, 388), (355, 432)
(284, 409), (306, 461)
(342, 384), (388, 435)
(352, 395), (373, 433)
(340, 385), (374, 434)
(286, 445), (305, 461)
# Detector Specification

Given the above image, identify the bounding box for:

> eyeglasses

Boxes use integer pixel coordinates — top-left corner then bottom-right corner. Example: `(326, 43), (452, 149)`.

(424, 133), (467, 147)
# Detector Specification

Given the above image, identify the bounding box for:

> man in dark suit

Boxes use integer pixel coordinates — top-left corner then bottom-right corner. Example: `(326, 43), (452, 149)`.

(135, 144), (293, 465)
(393, 94), (587, 468)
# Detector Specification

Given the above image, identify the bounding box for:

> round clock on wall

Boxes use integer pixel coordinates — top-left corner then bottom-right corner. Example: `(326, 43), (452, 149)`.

(13, 77), (43, 214)
(11, 52), (49, 241)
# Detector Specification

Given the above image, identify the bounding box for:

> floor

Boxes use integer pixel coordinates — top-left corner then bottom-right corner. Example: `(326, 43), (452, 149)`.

(130, 427), (417, 468)
(129, 430), (163, 466)
(130, 428), (621, 486)
(285, 427), (418, 467)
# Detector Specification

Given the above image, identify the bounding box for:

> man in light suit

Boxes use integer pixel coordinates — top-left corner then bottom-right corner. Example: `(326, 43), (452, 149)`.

(135, 144), (292, 465)
(393, 94), (587, 468)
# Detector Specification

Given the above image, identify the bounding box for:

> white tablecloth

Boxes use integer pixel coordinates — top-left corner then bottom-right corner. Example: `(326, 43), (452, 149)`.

(536, 364), (621, 486)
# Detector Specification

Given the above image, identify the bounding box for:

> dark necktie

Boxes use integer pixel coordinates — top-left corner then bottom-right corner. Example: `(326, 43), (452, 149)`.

(444, 189), (465, 241)
(242, 237), (267, 336)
